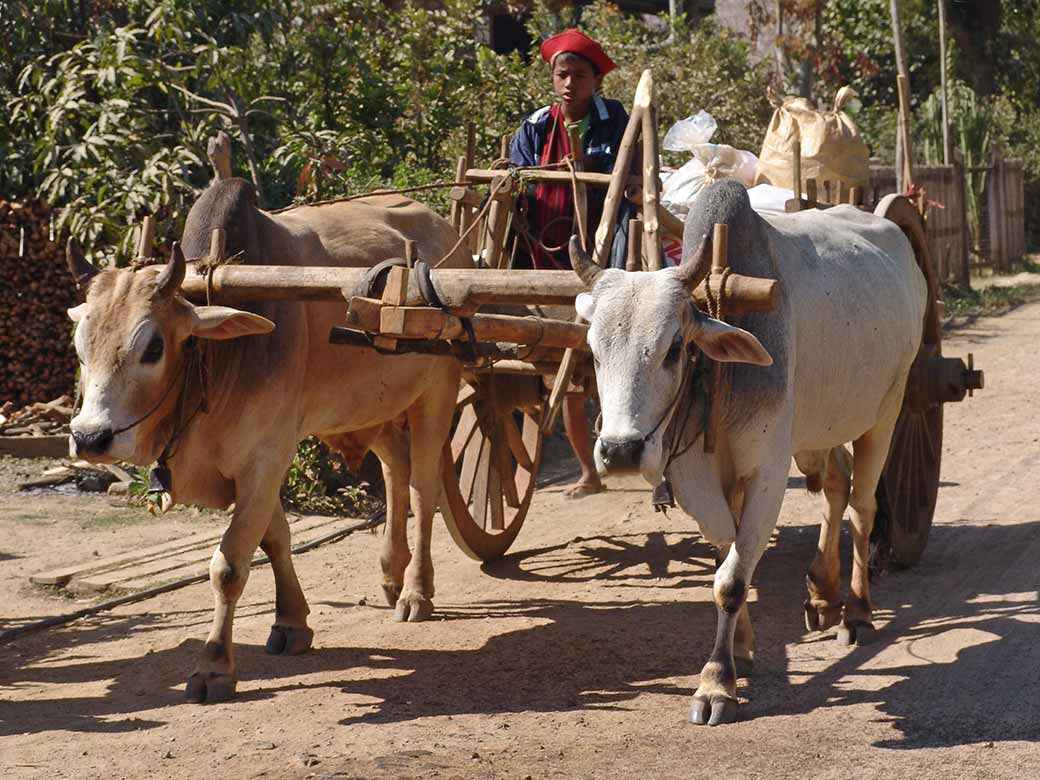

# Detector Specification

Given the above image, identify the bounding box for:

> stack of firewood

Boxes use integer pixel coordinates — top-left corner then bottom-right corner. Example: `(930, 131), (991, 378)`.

(0, 395), (74, 437)
(0, 200), (79, 407)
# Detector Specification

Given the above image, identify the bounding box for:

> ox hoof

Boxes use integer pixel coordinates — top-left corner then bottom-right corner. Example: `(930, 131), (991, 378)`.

(265, 624), (314, 656)
(689, 695), (739, 726)
(837, 620), (877, 647)
(393, 595), (434, 623)
(382, 583), (402, 608)
(185, 672), (237, 704)
(804, 600), (843, 633)
(734, 656), (754, 679)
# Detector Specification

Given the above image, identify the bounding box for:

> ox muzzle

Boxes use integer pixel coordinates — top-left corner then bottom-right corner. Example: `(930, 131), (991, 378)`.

(71, 427), (115, 457)
(597, 438), (645, 474)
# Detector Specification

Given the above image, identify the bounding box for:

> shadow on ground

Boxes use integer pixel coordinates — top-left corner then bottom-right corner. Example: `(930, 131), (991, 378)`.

(1, 521), (1038, 751)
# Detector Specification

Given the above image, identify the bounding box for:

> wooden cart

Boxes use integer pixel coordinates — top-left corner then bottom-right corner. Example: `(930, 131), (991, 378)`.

(180, 71), (982, 570)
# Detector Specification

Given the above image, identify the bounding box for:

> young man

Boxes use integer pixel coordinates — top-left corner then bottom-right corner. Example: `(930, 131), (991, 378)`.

(508, 29), (633, 498)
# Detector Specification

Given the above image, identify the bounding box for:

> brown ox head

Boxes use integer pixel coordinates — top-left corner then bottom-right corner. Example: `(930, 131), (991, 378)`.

(66, 240), (274, 465)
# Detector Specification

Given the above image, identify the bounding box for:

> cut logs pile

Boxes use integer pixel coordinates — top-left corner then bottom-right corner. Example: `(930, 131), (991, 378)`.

(0, 199), (79, 408)
(0, 395), (74, 437)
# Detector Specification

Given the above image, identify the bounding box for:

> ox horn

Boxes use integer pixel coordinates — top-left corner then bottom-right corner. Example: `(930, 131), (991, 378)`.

(568, 235), (602, 288)
(153, 242), (186, 298)
(674, 235), (712, 292)
(66, 237), (99, 287)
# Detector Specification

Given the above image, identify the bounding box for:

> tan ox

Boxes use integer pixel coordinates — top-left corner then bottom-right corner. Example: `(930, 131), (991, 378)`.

(67, 179), (468, 702)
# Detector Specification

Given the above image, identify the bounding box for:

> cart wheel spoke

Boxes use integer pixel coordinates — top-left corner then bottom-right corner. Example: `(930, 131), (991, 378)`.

(451, 405), (480, 462)
(441, 378), (546, 561)
(502, 412), (534, 470)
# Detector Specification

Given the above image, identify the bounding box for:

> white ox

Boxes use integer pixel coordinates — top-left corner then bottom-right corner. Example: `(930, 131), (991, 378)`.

(570, 180), (926, 725)
(67, 179), (468, 702)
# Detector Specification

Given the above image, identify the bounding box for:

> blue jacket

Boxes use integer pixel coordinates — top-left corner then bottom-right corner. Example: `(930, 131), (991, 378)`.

(508, 95), (634, 269)
(508, 95), (629, 174)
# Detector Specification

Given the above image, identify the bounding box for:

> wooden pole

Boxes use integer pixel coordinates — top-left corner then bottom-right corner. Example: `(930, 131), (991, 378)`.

(567, 125), (590, 251)
(483, 175), (513, 269)
(938, 0), (951, 165)
(450, 156), (467, 231)
(180, 265), (779, 313)
(209, 227), (226, 261)
(890, 0), (912, 190)
(626, 218), (643, 271)
(593, 70), (649, 267)
(465, 167), (639, 189)
(791, 122), (802, 199)
(897, 74), (914, 190)
(640, 71), (664, 271)
(466, 122), (476, 170)
(137, 215), (156, 259)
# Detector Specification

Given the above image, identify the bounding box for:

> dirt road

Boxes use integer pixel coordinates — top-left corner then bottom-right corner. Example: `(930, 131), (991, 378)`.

(1, 303), (1038, 780)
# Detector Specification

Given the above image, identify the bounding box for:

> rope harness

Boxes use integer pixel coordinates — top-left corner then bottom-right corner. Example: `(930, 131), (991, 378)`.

(649, 271), (733, 513)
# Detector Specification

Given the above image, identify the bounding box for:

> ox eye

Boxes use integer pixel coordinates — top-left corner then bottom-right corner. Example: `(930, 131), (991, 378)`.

(664, 341), (682, 366)
(141, 335), (164, 364)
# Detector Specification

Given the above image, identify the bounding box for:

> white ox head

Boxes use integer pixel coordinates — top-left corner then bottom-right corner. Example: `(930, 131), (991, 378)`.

(66, 240), (274, 465)
(570, 237), (772, 485)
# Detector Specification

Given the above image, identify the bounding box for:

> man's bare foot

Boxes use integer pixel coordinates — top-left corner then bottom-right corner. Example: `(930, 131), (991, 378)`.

(565, 479), (605, 499)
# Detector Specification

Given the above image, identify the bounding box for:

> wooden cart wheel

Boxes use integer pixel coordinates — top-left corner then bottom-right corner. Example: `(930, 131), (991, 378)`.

(440, 374), (545, 561)
(870, 194), (944, 569)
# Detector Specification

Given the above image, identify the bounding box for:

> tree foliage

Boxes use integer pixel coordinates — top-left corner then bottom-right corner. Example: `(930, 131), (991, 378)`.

(1, 0), (769, 265)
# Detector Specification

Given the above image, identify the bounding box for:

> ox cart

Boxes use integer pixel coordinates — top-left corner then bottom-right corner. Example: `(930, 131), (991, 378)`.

(179, 71), (982, 571)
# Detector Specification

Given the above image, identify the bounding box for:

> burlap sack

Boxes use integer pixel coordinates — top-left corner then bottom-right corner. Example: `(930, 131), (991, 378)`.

(754, 86), (869, 194)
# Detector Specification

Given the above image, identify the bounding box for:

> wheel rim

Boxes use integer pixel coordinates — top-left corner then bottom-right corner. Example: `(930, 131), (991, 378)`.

(871, 195), (944, 570)
(440, 378), (543, 561)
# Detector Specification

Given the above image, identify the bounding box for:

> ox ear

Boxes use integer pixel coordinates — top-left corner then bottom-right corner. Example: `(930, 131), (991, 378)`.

(575, 292), (597, 322)
(691, 316), (772, 366)
(68, 303), (88, 323)
(190, 305), (275, 340)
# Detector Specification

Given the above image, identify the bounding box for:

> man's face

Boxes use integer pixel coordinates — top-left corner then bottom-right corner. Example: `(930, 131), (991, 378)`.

(552, 54), (603, 112)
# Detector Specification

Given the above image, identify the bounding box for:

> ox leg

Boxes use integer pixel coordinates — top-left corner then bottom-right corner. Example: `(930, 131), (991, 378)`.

(719, 480), (754, 678)
(262, 503), (314, 656)
(369, 423), (412, 608)
(715, 545), (754, 679)
(395, 376), (457, 623)
(839, 423), (897, 646)
(691, 457), (788, 726)
(186, 512), (266, 702)
(186, 465), (288, 703)
(804, 446), (852, 633)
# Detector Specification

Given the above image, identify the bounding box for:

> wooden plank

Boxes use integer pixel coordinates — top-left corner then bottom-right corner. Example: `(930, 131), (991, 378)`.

(92, 517), (363, 596)
(31, 525), (225, 587)
(0, 435), (70, 459)
(382, 266), (409, 305)
(72, 515), (340, 594)
(344, 296), (384, 332)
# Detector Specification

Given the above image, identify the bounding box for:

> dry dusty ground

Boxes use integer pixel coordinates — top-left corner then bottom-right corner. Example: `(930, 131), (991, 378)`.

(1, 302), (1039, 780)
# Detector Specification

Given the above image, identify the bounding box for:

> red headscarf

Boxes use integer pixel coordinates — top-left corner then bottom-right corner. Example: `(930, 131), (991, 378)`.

(539, 29), (617, 75)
